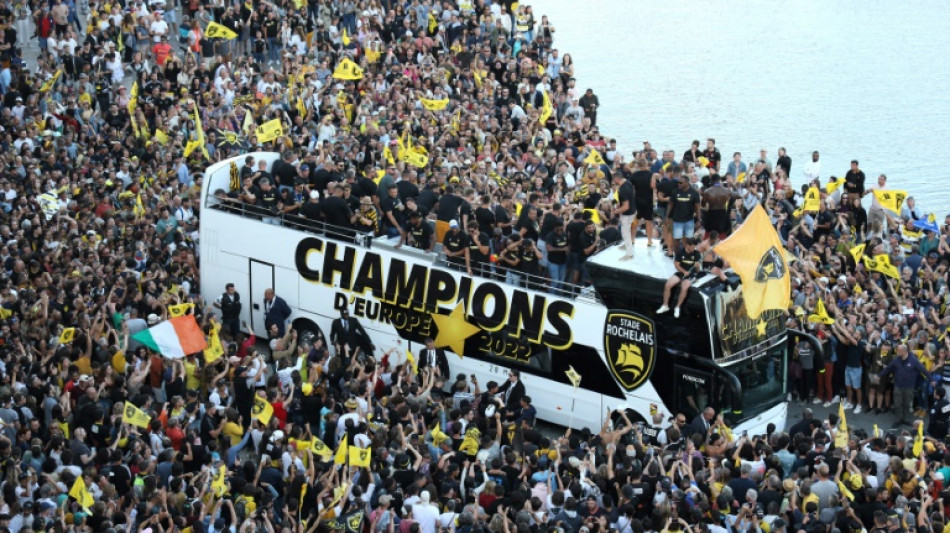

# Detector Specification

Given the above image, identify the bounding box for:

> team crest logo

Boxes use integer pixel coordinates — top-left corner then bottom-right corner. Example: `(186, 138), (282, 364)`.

(755, 247), (786, 282)
(604, 311), (656, 390)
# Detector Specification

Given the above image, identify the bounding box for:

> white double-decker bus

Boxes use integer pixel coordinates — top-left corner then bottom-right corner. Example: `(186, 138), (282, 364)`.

(200, 153), (817, 434)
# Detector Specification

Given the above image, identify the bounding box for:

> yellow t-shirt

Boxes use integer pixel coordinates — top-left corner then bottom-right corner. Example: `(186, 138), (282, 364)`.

(223, 421), (244, 446)
(184, 360), (201, 390)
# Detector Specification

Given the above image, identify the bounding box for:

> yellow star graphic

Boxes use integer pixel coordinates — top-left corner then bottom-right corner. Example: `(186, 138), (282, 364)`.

(430, 302), (480, 358)
(755, 319), (768, 337)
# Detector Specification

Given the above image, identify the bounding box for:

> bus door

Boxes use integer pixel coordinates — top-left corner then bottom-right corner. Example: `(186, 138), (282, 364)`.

(249, 259), (275, 337)
(674, 365), (713, 422)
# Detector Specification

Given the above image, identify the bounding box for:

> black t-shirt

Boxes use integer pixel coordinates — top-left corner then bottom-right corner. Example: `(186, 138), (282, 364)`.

(321, 196), (352, 227)
(577, 230), (597, 257)
(300, 200), (323, 221)
(474, 206), (496, 233)
(845, 169), (866, 195)
(656, 178), (676, 208)
(396, 180), (420, 202)
(567, 220), (587, 252)
(544, 230), (569, 264)
(405, 221), (433, 250)
(416, 187), (438, 215)
(520, 245), (540, 275)
(270, 159), (298, 188)
(468, 232), (490, 264)
(516, 216), (539, 242)
(600, 227), (621, 245)
(618, 181), (636, 215)
(539, 212), (562, 238)
(675, 247), (701, 273)
(311, 169), (341, 193)
(670, 187), (700, 222)
(380, 195), (407, 229)
(494, 204), (512, 235)
(443, 230), (469, 258)
(437, 193), (465, 222)
(258, 187), (280, 211)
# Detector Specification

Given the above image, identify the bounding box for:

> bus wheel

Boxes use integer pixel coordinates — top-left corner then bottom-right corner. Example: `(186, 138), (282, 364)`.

(292, 318), (325, 349)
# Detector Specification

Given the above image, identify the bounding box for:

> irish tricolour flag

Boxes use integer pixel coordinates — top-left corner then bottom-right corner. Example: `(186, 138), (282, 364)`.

(132, 315), (207, 359)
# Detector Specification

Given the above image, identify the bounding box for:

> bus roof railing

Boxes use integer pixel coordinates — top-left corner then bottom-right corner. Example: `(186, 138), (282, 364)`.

(208, 199), (601, 302)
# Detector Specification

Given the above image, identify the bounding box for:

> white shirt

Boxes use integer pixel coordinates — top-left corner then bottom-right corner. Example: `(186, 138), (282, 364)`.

(412, 503), (439, 533)
(149, 19), (168, 42)
(803, 159), (821, 182)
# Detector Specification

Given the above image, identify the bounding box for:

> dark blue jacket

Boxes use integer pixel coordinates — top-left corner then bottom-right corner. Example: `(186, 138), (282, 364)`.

(879, 354), (926, 389)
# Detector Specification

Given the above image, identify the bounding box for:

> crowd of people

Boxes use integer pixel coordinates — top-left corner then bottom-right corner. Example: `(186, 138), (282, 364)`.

(0, 0), (948, 532)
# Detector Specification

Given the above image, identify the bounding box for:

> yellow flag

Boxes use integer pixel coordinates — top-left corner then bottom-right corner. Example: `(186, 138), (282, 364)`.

(565, 366), (582, 390)
(472, 68), (483, 88)
(459, 427), (480, 456)
(539, 89), (553, 125)
(203, 320), (224, 363)
(835, 402), (848, 448)
(873, 424), (881, 438)
(863, 254), (899, 278)
(913, 421), (924, 457)
(585, 149), (605, 167)
(39, 69), (63, 93)
(296, 96), (307, 119)
(849, 243), (865, 265)
(803, 187), (821, 212)
(348, 446), (371, 467)
(311, 437), (333, 456)
(128, 81), (139, 118)
(255, 118), (284, 143)
(736, 172), (747, 184)
(252, 396), (274, 425)
(0, 308), (11, 320)
(332, 58), (364, 80)
(242, 110), (255, 134)
(713, 205), (790, 319)
(205, 21), (238, 39)
(825, 178), (846, 194)
(383, 146), (395, 166)
(808, 298), (835, 325)
(168, 303), (194, 317)
(405, 150), (428, 168)
(123, 402), (152, 428)
(59, 327), (76, 344)
(583, 208), (601, 226)
(133, 192), (146, 219)
(211, 465), (227, 497)
(154, 128), (169, 145)
(873, 189), (908, 213)
(837, 479), (855, 501)
(69, 476), (94, 509)
(431, 423), (449, 447)
(420, 96), (450, 111)
(342, 28), (351, 45)
(334, 435), (349, 465)
(427, 11), (438, 34)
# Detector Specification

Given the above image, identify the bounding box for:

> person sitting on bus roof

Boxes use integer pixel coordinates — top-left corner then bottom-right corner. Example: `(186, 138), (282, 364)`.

(657, 237), (702, 319)
(397, 210), (434, 252)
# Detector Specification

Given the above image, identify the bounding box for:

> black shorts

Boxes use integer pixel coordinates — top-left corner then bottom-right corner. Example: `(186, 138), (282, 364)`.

(635, 199), (654, 220)
(704, 209), (731, 235)
(675, 271), (701, 281)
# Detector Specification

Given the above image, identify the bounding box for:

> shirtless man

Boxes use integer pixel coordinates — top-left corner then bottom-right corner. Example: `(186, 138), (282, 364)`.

(701, 175), (739, 238)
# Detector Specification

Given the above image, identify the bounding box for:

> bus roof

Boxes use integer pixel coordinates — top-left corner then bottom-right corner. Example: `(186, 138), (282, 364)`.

(589, 237), (721, 289)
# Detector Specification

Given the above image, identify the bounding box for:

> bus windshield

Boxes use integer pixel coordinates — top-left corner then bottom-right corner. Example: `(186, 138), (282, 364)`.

(727, 342), (786, 420)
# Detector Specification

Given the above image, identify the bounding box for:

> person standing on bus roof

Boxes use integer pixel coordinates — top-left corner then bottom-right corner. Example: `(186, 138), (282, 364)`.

(668, 175), (701, 245)
(612, 171), (636, 260)
(320, 183), (356, 229)
(657, 237), (701, 319)
(215, 283), (241, 339)
(443, 220), (472, 275)
(263, 288), (291, 337)
(435, 184), (465, 244)
(300, 190), (323, 221)
(380, 184), (407, 239)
